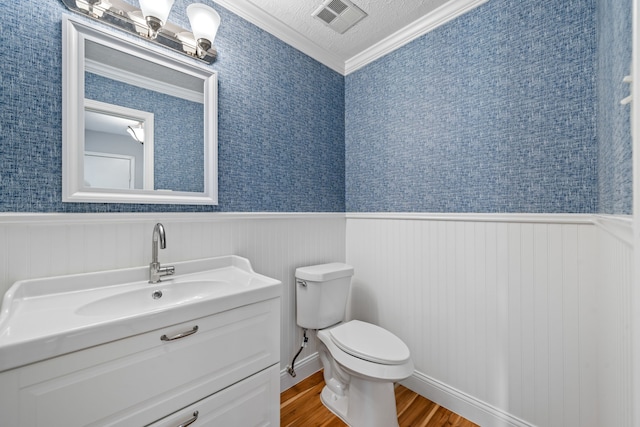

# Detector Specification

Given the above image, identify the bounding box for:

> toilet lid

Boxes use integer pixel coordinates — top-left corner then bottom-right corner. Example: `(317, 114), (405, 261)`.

(329, 320), (410, 365)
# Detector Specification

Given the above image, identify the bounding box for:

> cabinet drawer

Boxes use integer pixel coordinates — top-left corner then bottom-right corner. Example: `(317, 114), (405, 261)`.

(150, 365), (279, 427)
(0, 298), (280, 427)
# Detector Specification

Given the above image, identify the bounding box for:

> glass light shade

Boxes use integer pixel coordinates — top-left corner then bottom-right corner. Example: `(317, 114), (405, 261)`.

(139, 0), (174, 24)
(187, 3), (221, 45)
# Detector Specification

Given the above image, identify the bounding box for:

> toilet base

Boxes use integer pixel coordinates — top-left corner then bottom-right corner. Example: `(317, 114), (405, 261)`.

(320, 377), (400, 427)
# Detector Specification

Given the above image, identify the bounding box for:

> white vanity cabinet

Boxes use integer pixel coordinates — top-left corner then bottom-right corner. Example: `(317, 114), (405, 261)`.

(149, 365), (279, 427)
(0, 298), (280, 427)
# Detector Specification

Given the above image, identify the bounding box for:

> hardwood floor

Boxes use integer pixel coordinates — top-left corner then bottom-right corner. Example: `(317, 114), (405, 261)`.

(281, 371), (479, 427)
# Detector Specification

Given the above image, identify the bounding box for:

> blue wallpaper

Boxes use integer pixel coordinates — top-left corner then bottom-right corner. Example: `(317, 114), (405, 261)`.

(0, 0), (345, 212)
(597, 0), (633, 214)
(345, 0), (599, 213)
(0, 0), (631, 214)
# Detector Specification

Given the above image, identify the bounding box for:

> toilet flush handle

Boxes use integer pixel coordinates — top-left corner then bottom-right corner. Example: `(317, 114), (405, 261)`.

(297, 279), (307, 287)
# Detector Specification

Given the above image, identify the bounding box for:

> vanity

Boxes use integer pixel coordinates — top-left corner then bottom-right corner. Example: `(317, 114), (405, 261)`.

(0, 255), (281, 426)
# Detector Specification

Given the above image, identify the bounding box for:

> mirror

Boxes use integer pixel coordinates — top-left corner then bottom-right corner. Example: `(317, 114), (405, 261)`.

(62, 16), (218, 204)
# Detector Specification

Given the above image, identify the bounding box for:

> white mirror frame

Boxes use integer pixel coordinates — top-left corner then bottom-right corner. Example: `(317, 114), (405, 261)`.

(62, 15), (218, 205)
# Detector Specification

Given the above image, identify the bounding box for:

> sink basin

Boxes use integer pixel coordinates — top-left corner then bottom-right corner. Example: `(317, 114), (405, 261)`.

(0, 255), (281, 372)
(76, 280), (234, 317)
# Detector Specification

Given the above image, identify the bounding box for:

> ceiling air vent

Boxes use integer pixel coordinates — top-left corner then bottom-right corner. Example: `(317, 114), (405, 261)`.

(312, 0), (367, 34)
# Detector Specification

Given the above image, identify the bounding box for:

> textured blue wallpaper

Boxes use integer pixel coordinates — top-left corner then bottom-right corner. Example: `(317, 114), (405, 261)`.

(597, 0), (633, 214)
(0, 0), (345, 212)
(345, 0), (598, 213)
(0, 0), (630, 214)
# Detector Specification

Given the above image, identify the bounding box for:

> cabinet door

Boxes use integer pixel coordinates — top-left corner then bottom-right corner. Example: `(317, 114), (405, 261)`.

(0, 298), (280, 427)
(150, 365), (280, 427)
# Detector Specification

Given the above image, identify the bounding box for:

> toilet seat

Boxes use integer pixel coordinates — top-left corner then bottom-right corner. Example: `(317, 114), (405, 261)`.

(329, 320), (410, 365)
(317, 322), (414, 382)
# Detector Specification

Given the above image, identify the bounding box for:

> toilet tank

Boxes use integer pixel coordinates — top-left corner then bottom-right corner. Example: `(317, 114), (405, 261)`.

(295, 263), (354, 329)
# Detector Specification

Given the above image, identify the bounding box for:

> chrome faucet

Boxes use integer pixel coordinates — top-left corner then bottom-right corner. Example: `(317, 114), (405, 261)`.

(149, 223), (175, 284)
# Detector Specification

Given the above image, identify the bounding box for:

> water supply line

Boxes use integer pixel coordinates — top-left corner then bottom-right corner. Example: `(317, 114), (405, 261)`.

(286, 329), (308, 377)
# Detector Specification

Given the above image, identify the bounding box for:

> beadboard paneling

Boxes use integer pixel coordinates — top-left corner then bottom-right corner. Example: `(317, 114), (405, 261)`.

(0, 213), (345, 388)
(596, 216), (634, 427)
(345, 215), (609, 427)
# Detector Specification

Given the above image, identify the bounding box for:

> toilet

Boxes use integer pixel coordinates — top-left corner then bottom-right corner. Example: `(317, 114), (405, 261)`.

(295, 263), (414, 427)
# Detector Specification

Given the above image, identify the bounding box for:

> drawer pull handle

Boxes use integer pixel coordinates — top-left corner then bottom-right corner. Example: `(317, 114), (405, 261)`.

(161, 326), (199, 341)
(177, 411), (199, 427)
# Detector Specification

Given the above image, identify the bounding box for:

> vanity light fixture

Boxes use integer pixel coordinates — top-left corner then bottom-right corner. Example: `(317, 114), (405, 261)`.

(127, 123), (145, 144)
(60, 0), (220, 64)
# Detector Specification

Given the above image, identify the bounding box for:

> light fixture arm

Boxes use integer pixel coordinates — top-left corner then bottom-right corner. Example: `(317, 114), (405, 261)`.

(85, 0), (101, 17)
(145, 16), (164, 39)
(196, 38), (212, 59)
(60, 0), (218, 64)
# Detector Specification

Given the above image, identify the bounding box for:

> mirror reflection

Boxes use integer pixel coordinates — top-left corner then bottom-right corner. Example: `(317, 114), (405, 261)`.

(84, 101), (153, 190)
(84, 39), (205, 193)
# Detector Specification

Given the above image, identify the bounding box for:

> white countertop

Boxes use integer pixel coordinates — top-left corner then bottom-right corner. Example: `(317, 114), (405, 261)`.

(0, 255), (281, 372)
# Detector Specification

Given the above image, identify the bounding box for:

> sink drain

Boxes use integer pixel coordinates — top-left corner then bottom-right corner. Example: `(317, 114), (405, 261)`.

(152, 290), (163, 299)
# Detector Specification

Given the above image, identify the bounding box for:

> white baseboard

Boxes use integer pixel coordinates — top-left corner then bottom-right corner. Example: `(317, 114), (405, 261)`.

(280, 353), (322, 392)
(281, 355), (533, 427)
(401, 371), (535, 427)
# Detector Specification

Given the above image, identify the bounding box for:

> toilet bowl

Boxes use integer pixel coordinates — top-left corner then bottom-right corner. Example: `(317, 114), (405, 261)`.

(317, 320), (414, 427)
(295, 263), (414, 427)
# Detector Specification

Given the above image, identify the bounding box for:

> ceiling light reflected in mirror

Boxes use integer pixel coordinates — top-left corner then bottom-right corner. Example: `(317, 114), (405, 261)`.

(127, 123), (145, 144)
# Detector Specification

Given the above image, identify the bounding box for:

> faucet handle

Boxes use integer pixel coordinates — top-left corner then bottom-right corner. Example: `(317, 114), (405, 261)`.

(159, 265), (175, 277)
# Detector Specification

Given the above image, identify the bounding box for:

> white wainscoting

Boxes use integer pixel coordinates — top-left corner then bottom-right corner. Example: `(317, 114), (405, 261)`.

(593, 215), (634, 427)
(0, 212), (345, 391)
(345, 213), (633, 427)
(0, 212), (634, 425)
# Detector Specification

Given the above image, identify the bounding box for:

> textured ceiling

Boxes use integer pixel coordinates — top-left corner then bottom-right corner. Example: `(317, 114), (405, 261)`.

(245, 0), (449, 59)
(213, 0), (487, 74)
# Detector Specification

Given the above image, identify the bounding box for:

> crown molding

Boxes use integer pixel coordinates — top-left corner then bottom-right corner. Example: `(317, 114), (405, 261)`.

(344, 0), (488, 75)
(213, 0), (487, 76)
(213, 0), (346, 74)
